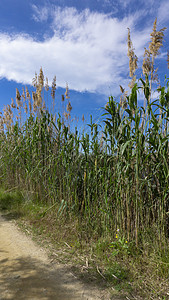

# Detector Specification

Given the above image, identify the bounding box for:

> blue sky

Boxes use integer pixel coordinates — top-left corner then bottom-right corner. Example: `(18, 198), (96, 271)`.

(0, 0), (169, 127)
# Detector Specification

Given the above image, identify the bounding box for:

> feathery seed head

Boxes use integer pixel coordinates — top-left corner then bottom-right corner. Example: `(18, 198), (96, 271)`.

(7, 104), (12, 116)
(3, 105), (13, 129)
(32, 72), (38, 88)
(67, 101), (72, 113)
(64, 111), (70, 120)
(142, 48), (151, 75)
(29, 98), (32, 113)
(11, 98), (16, 109)
(119, 86), (128, 109)
(65, 83), (70, 99)
(149, 18), (166, 57)
(0, 118), (4, 132)
(33, 103), (37, 113)
(51, 76), (56, 100)
(26, 87), (30, 100)
(45, 77), (49, 92)
(167, 51), (169, 69)
(32, 92), (38, 112)
(37, 86), (42, 107)
(16, 88), (22, 108)
(32, 91), (36, 102)
(22, 87), (26, 102)
(38, 67), (44, 88)
(128, 75), (136, 89)
(127, 28), (138, 78)
(152, 68), (159, 83)
(24, 103), (28, 114)
(120, 93), (128, 109)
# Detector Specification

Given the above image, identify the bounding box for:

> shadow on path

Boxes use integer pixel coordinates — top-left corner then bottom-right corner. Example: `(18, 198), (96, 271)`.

(0, 255), (93, 300)
(0, 211), (23, 221)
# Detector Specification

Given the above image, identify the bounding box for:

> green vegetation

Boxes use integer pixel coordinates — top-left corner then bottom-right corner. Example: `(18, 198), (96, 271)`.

(0, 18), (169, 299)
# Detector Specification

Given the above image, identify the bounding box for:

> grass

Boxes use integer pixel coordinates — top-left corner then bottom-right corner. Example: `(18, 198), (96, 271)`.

(0, 18), (169, 299)
(0, 188), (168, 299)
(0, 188), (23, 211)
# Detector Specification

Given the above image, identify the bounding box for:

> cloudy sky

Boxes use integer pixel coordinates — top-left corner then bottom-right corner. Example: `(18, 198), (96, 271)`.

(0, 0), (169, 124)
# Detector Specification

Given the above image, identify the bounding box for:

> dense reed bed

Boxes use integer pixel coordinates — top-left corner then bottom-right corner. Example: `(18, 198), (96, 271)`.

(0, 19), (168, 255)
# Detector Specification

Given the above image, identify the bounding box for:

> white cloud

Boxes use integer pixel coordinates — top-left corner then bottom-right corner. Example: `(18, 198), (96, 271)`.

(157, 1), (169, 26)
(0, 5), (166, 95)
(152, 90), (160, 100)
(32, 4), (49, 22)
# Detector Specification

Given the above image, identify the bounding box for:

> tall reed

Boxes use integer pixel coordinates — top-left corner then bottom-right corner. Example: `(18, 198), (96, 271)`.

(0, 19), (168, 250)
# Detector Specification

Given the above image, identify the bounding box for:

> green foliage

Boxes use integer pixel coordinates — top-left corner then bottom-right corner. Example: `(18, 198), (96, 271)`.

(0, 189), (23, 211)
(0, 75), (169, 249)
(110, 231), (130, 257)
(0, 26), (169, 296)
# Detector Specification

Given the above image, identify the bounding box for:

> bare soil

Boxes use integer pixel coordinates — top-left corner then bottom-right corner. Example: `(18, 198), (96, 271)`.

(0, 213), (116, 300)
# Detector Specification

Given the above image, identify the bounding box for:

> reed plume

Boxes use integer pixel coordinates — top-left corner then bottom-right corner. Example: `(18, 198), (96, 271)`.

(127, 28), (138, 79)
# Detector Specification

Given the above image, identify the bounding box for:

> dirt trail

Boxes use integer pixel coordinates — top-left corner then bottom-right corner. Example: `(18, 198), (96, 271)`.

(0, 213), (114, 300)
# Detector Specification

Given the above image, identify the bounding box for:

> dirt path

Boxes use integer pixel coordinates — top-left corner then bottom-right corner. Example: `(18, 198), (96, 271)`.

(0, 213), (114, 300)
